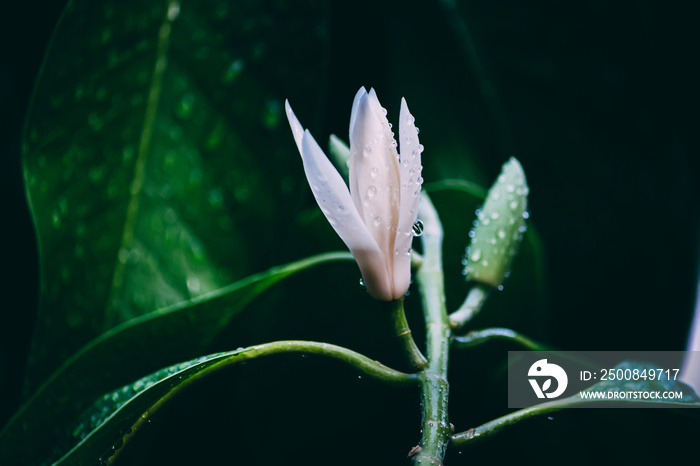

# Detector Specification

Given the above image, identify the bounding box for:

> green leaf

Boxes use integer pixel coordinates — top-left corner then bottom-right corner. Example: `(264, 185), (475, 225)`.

(452, 360), (700, 447)
(22, 0), (331, 393)
(50, 340), (413, 465)
(0, 252), (353, 466)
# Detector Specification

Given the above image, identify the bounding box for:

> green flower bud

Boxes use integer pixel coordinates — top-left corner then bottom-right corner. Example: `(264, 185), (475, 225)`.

(464, 157), (529, 289)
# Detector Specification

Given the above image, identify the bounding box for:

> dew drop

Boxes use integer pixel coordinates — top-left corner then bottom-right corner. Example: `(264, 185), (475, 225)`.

(522, 211), (530, 219)
(497, 285), (504, 291)
(366, 185), (377, 199)
(364, 144), (372, 155)
(506, 184), (515, 193)
(359, 278), (365, 287)
(509, 201), (518, 210)
(497, 229), (506, 239)
(412, 220), (424, 236)
(373, 217), (382, 226)
(490, 212), (500, 220)
(370, 167), (378, 177)
(470, 249), (481, 261)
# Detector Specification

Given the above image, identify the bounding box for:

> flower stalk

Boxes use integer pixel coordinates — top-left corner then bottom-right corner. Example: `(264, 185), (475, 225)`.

(388, 298), (428, 371)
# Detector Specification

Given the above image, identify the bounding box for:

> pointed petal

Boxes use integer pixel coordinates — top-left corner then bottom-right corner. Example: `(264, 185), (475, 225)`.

(393, 97), (423, 298)
(285, 100), (305, 154)
(348, 87), (367, 141)
(349, 89), (401, 291)
(299, 131), (393, 301)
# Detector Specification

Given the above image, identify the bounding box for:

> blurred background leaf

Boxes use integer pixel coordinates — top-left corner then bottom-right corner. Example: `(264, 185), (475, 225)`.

(20, 0), (333, 396)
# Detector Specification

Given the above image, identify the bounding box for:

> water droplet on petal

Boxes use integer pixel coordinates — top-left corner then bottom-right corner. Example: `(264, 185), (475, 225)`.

(370, 167), (378, 177)
(412, 220), (424, 236)
(373, 217), (382, 226)
(366, 185), (377, 198)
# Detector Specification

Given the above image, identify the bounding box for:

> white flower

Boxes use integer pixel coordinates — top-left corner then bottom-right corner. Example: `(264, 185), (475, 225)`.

(285, 87), (423, 301)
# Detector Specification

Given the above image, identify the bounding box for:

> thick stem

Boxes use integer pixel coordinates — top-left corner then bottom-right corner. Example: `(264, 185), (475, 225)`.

(390, 298), (428, 371)
(410, 194), (451, 465)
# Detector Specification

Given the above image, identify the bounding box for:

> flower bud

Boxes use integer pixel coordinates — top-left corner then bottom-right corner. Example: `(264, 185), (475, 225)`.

(464, 157), (529, 289)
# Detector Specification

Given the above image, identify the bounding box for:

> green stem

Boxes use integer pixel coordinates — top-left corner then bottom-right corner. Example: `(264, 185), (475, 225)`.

(450, 397), (587, 448)
(453, 327), (552, 352)
(410, 194), (452, 465)
(103, 340), (417, 464)
(448, 284), (491, 331)
(390, 298), (428, 371)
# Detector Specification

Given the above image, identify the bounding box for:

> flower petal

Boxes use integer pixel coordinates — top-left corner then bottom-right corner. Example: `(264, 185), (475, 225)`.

(349, 89), (401, 288)
(285, 99), (305, 154)
(393, 97), (422, 298)
(348, 87), (367, 141)
(297, 128), (393, 301)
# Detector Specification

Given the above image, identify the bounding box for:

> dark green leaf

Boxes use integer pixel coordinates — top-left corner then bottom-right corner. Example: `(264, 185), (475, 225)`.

(453, 360), (700, 447)
(23, 0), (331, 393)
(0, 252), (352, 466)
(52, 339), (413, 465)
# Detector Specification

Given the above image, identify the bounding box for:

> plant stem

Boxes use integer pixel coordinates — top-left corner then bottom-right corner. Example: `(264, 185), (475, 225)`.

(390, 298), (428, 371)
(410, 194), (451, 465)
(453, 327), (551, 351)
(102, 340), (417, 464)
(450, 397), (587, 448)
(448, 284), (491, 331)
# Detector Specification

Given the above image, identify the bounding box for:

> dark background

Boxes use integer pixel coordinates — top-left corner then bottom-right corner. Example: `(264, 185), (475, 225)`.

(1, 0), (698, 464)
